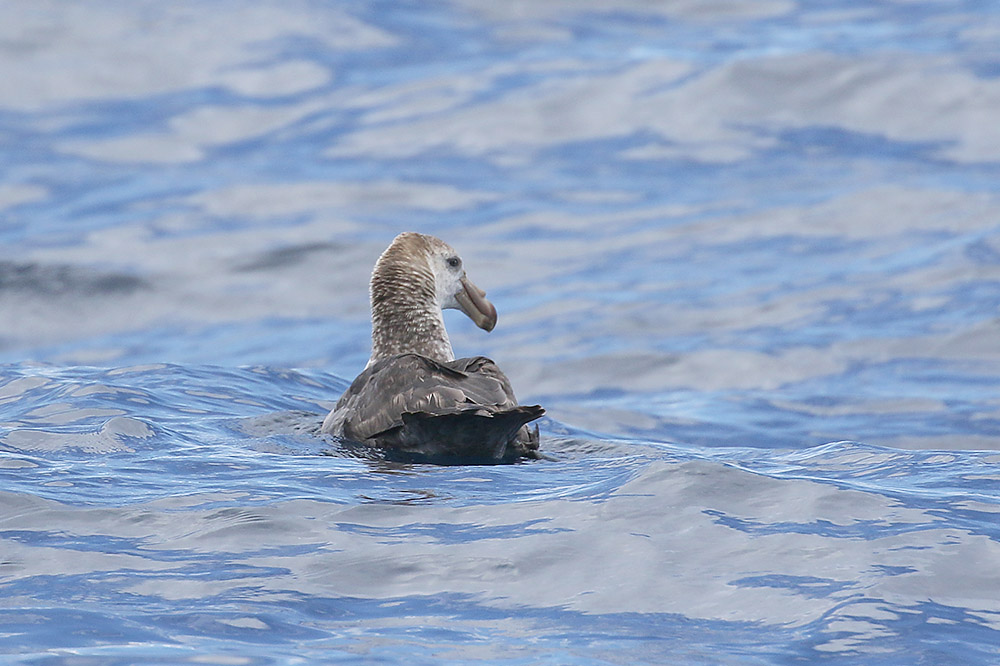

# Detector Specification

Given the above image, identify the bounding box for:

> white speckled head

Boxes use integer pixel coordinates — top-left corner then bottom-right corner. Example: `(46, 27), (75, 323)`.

(367, 232), (496, 365)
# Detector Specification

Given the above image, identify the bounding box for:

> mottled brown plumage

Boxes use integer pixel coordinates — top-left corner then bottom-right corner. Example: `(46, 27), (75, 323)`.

(321, 232), (543, 461)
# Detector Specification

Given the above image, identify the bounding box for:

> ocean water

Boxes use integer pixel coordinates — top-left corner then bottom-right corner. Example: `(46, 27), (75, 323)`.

(3, 1), (1000, 663)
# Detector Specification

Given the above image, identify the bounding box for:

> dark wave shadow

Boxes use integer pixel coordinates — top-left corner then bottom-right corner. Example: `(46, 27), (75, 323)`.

(0, 261), (148, 296)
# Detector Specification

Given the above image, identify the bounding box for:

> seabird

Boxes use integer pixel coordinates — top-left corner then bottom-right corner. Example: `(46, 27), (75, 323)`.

(322, 232), (544, 461)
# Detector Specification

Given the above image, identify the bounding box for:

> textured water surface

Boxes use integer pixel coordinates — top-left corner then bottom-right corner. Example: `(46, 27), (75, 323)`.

(3, 1), (1000, 664)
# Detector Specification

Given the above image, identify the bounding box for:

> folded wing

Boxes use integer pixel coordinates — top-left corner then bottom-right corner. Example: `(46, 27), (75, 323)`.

(324, 353), (544, 460)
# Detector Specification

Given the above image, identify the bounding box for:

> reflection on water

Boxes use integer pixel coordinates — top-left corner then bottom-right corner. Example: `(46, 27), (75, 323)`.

(3, 0), (1000, 663)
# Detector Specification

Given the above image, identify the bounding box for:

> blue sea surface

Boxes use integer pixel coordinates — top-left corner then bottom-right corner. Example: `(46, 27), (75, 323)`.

(3, 1), (1000, 663)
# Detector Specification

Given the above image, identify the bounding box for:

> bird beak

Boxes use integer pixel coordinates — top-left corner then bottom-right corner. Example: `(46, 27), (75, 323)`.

(456, 276), (497, 332)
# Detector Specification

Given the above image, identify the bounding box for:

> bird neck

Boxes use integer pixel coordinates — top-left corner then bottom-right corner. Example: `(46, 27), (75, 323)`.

(368, 265), (455, 365)
(370, 301), (454, 365)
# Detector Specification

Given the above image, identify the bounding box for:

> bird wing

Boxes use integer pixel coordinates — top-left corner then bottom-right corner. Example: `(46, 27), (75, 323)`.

(327, 353), (521, 442)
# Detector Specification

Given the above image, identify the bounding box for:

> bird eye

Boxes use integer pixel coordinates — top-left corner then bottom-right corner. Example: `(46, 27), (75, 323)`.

(446, 256), (461, 269)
